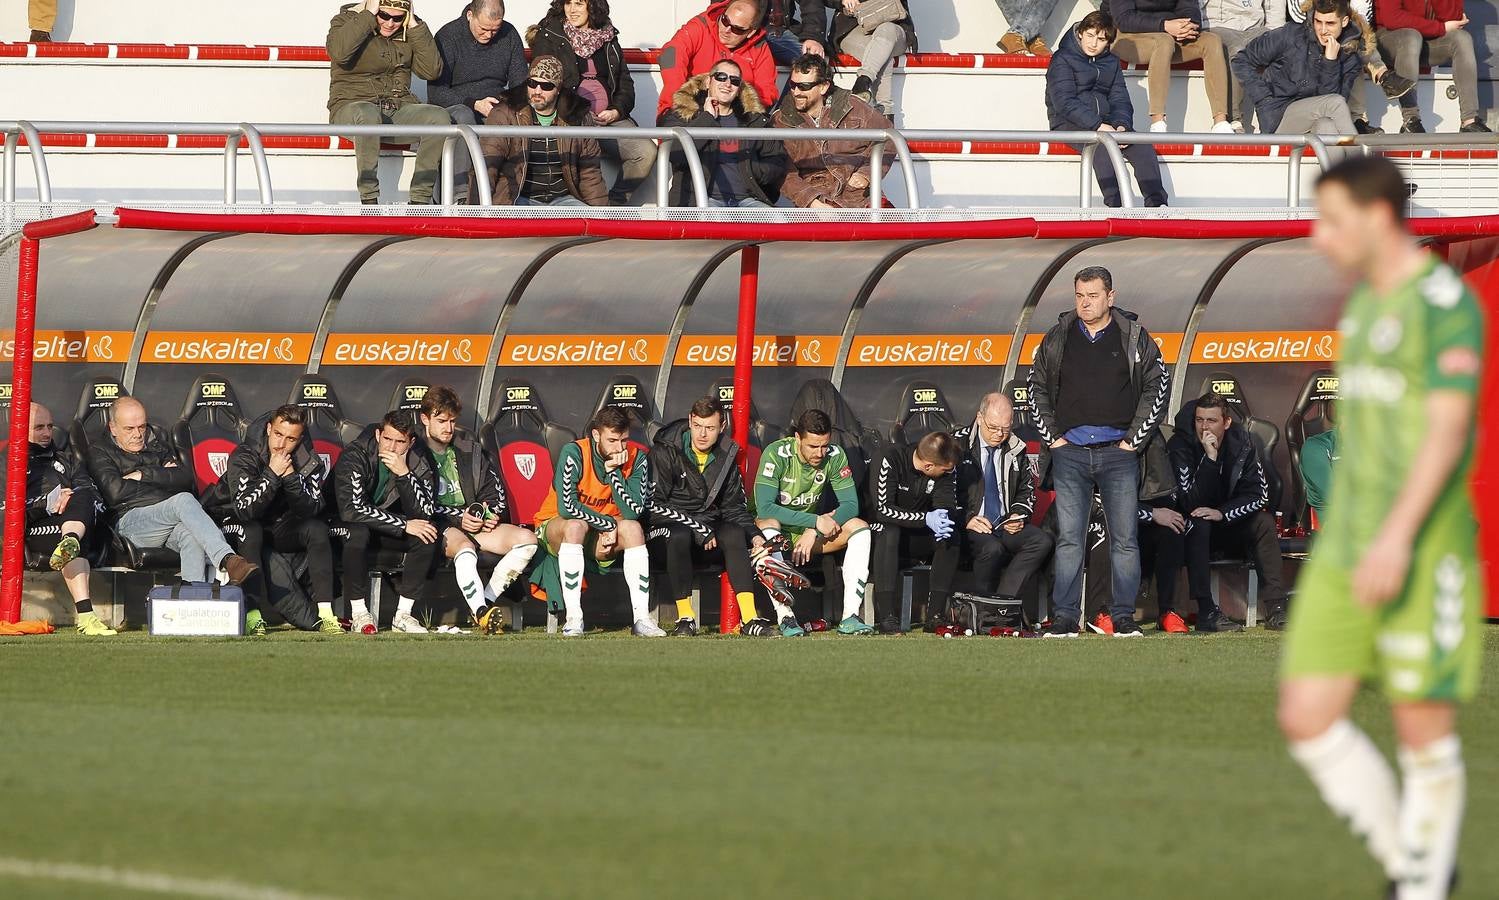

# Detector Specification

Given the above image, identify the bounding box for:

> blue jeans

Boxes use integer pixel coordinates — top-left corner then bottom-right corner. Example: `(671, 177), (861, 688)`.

(116, 492), (235, 582)
(1049, 443), (1141, 624)
(995, 0), (1062, 41)
(766, 31), (806, 65)
(708, 197), (771, 208)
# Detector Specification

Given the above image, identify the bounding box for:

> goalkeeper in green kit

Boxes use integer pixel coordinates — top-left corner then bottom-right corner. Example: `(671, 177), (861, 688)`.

(1279, 156), (1485, 900)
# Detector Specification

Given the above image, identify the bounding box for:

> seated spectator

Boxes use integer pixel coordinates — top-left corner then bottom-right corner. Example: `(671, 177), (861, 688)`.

(870, 432), (961, 635)
(332, 410), (441, 636)
(772, 53), (894, 209)
(762, 0), (828, 64)
(1298, 426), (1337, 522)
(658, 0), (778, 121)
(647, 396), (772, 637)
(201, 405), (341, 636)
(996, 0), (1061, 57)
(87, 398), (259, 589)
(416, 387), (539, 636)
(29, 0), (54, 42)
(529, 406), (662, 637)
(530, 0), (659, 204)
(429, 0), (528, 203)
(1374, 0), (1490, 132)
(1103, 0), (1235, 133)
(754, 409), (874, 636)
(1288, 0), (1414, 135)
(825, 0), (918, 116)
(1232, 0), (1363, 141)
(659, 59), (788, 208)
(1202, 0), (1284, 131)
(953, 393), (1054, 625)
(1166, 393), (1290, 632)
(1046, 13), (1169, 207)
(7, 403), (110, 635)
(476, 55), (609, 206)
(326, 0), (448, 204)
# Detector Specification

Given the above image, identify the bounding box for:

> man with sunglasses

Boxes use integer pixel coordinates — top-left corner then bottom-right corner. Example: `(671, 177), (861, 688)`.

(477, 55), (608, 206)
(657, 0), (778, 121)
(658, 59), (787, 207)
(772, 52), (893, 209)
(327, 0), (448, 205)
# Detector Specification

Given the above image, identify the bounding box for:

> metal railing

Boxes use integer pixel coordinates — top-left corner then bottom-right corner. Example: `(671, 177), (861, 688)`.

(0, 119), (1491, 210)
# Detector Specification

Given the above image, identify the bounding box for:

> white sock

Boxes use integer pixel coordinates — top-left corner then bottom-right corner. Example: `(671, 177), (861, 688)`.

(351, 599), (370, 618)
(1289, 719), (1402, 879)
(1396, 735), (1465, 900)
(559, 542), (585, 628)
(397, 596), (415, 617)
(622, 544), (651, 623)
(840, 528), (871, 621)
(487, 543), (539, 601)
(761, 526), (785, 561)
(453, 547), (485, 614)
(771, 598), (795, 622)
(317, 602), (333, 619)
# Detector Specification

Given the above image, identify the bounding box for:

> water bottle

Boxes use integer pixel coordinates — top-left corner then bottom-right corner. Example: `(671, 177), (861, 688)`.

(804, 618), (829, 632)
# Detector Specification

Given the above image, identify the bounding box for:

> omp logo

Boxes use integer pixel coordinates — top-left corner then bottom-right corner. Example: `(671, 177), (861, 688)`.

(144, 332), (313, 365)
(404, 385), (429, 403)
(94, 383), (120, 399)
(506, 386), (532, 403)
(912, 389), (938, 404)
(201, 382), (227, 399)
(324, 334), (491, 366)
(1210, 380), (1237, 395)
(850, 335), (1010, 367)
(302, 383), (329, 400)
(612, 384), (639, 401)
(0, 384), (10, 400)
(675, 335), (837, 367)
(717, 385), (734, 402)
(1011, 385), (1029, 403)
(1192, 332), (1339, 364)
(1315, 376), (1340, 393)
(515, 453), (537, 480)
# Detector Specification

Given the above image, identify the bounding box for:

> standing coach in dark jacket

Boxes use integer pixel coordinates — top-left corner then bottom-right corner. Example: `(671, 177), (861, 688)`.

(1027, 265), (1167, 637)
(1046, 12), (1168, 207)
(954, 392), (1054, 613)
(1167, 393), (1289, 631)
(1231, 0), (1362, 136)
(648, 397), (770, 636)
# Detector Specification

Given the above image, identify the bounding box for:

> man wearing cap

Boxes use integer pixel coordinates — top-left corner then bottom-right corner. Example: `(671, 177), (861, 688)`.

(476, 55), (608, 206)
(326, 0), (448, 204)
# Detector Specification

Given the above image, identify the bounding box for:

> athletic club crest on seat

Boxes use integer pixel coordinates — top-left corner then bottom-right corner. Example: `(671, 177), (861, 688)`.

(515, 453), (537, 480)
(207, 452), (230, 478)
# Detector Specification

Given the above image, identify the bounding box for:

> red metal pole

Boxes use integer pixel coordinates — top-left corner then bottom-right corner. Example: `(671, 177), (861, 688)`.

(1, 238), (40, 622)
(732, 245), (760, 478)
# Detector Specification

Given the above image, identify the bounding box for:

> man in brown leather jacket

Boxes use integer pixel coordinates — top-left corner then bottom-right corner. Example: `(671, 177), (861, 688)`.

(476, 55), (609, 206)
(771, 52), (894, 209)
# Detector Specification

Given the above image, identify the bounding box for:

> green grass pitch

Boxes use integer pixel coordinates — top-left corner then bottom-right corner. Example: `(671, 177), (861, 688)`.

(2, 626), (1495, 899)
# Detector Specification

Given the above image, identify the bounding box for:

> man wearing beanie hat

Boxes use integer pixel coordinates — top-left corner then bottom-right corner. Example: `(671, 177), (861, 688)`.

(474, 54), (608, 206)
(326, 0), (449, 204)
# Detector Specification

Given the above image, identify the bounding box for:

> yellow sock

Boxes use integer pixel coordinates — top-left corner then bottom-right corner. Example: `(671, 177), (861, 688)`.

(736, 592), (758, 622)
(675, 598), (695, 621)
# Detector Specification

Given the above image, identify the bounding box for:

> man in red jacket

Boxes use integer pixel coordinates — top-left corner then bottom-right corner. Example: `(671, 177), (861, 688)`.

(1374, 0), (1490, 133)
(657, 0), (778, 121)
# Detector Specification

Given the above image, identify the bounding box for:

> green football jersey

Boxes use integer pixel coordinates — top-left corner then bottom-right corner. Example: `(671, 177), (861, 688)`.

(434, 446), (465, 509)
(1316, 256), (1483, 567)
(754, 436), (857, 529)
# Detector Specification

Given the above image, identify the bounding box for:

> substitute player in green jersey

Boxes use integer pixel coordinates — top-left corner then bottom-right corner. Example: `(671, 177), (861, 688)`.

(754, 408), (874, 636)
(1280, 156), (1484, 900)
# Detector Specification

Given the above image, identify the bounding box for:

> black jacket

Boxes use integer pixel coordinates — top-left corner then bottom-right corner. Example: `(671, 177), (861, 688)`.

(658, 74), (787, 205)
(767, 0), (829, 49)
(1103, 0), (1202, 33)
(648, 419), (756, 543)
(2, 440), (98, 522)
(201, 414), (326, 525)
(870, 441), (959, 532)
(87, 427), (194, 515)
(953, 425), (1036, 524)
(417, 430), (509, 522)
(1026, 307), (1168, 453)
(1166, 401), (1268, 524)
(1046, 24), (1135, 131)
(1231, 20), (1363, 133)
(528, 16), (637, 119)
(428, 16), (528, 110)
(826, 0), (918, 54)
(1136, 427), (1178, 522)
(332, 424), (436, 536)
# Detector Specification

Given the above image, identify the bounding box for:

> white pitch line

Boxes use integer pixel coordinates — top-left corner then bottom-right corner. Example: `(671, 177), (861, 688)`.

(0, 856), (342, 900)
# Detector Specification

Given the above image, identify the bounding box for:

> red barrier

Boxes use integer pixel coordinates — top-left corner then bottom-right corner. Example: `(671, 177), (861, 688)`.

(732, 245), (760, 480)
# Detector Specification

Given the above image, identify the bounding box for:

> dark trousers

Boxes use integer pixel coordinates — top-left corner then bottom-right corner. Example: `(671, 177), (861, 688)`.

(1184, 510), (1287, 616)
(1093, 142), (1167, 208)
(240, 516), (335, 606)
(872, 526), (957, 625)
(25, 488), (98, 556)
(1137, 520), (1184, 617)
(1051, 443), (1142, 623)
(340, 524), (439, 607)
(650, 521), (756, 603)
(969, 523), (1053, 598)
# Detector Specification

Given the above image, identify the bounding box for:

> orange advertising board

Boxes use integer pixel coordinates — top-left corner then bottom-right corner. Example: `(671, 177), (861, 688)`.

(847, 334), (1012, 367)
(142, 332), (315, 365)
(500, 334), (669, 367)
(0, 329), (133, 363)
(674, 334), (838, 367)
(322, 333), (491, 366)
(1189, 331), (1339, 364)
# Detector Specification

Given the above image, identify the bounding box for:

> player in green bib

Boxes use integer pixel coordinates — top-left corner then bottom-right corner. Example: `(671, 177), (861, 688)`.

(753, 408), (874, 636)
(1279, 156), (1484, 900)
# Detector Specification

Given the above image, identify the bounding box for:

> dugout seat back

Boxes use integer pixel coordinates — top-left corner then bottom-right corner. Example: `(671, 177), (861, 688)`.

(173, 374), (249, 494)
(289, 375), (361, 477)
(706, 377), (778, 477)
(786, 378), (877, 496)
(481, 378), (576, 527)
(67, 376), (129, 458)
(889, 380), (958, 447)
(1197, 371), (1284, 517)
(590, 375), (659, 454)
(1284, 369), (1339, 529)
(389, 376), (431, 417)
